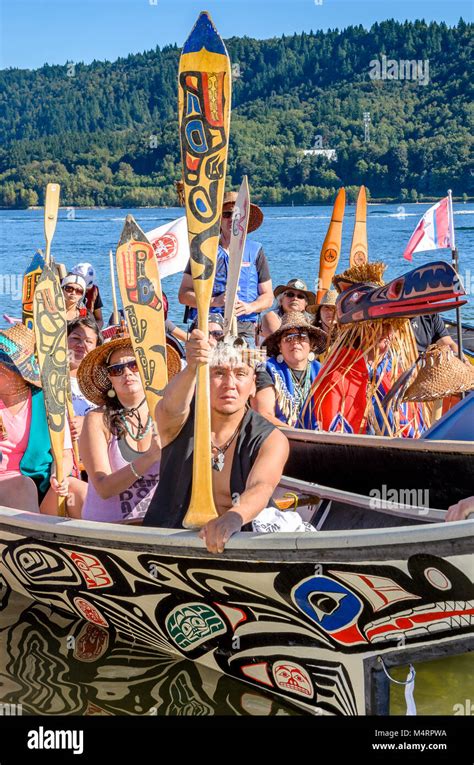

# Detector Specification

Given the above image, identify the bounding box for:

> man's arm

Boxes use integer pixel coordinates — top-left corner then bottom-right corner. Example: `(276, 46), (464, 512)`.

(156, 329), (209, 447)
(234, 279), (273, 317)
(251, 386), (287, 427)
(178, 272), (226, 309)
(199, 428), (289, 553)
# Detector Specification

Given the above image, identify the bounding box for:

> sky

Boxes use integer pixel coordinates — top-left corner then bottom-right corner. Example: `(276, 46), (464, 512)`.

(0, 0), (472, 70)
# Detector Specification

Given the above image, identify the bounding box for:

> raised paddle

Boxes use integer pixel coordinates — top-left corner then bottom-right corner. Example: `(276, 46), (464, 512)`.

(22, 251), (45, 331)
(178, 11), (231, 529)
(44, 183), (61, 266)
(116, 215), (168, 423)
(316, 188), (345, 304)
(33, 264), (68, 516)
(349, 186), (368, 268)
(109, 248), (120, 326)
(223, 176), (250, 338)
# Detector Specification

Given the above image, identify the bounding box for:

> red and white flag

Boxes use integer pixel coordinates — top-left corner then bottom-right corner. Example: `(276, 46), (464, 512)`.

(146, 216), (190, 278)
(403, 197), (453, 261)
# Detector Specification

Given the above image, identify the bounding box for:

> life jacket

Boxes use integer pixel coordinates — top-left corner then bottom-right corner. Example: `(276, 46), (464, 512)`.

(188, 240), (262, 323)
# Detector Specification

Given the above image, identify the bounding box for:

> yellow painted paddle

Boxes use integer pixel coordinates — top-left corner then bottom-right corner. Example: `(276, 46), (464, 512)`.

(178, 11), (231, 529)
(33, 264), (68, 516)
(316, 188), (346, 304)
(116, 215), (168, 423)
(223, 176), (250, 338)
(349, 185), (368, 268)
(44, 183), (61, 266)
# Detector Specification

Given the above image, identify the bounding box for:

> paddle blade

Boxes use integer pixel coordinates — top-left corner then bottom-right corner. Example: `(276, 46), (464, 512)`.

(349, 186), (368, 268)
(33, 264), (68, 516)
(317, 188), (345, 303)
(179, 11), (231, 529)
(44, 183), (60, 264)
(224, 175), (250, 335)
(116, 215), (168, 420)
(22, 251), (45, 330)
(178, 10), (231, 334)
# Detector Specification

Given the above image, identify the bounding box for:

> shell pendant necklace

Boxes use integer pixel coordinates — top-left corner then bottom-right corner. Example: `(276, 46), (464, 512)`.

(119, 398), (152, 442)
(211, 421), (242, 472)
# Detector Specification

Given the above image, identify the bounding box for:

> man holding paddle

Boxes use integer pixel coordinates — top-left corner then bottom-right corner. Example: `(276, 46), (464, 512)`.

(143, 332), (289, 553)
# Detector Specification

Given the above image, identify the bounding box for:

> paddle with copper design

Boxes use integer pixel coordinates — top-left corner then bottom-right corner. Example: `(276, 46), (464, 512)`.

(349, 186), (368, 268)
(116, 215), (168, 424)
(178, 11), (231, 528)
(316, 188), (345, 304)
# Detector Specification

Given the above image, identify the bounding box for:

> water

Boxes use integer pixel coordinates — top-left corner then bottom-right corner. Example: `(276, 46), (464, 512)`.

(0, 203), (473, 325)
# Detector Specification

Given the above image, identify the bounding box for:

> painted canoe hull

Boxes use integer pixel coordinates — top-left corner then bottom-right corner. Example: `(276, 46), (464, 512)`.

(0, 507), (472, 715)
(284, 430), (474, 514)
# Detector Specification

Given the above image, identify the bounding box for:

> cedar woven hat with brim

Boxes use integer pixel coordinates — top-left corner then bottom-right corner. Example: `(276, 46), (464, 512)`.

(262, 311), (327, 358)
(0, 324), (41, 387)
(77, 335), (182, 407)
(306, 288), (338, 314)
(222, 191), (263, 233)
(273, 278), (316, 305)
(403, 345), (474, 402)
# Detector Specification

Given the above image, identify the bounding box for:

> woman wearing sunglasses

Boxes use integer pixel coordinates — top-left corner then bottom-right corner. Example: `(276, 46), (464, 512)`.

(260, 278), (316, 340)
(76, 337), (179, 522)
(252, 312), (326, 430)
(61, 274), (88, 322)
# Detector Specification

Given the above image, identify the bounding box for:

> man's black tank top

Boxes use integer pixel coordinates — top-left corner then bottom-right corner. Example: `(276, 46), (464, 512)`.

(143, 405), (276, 529)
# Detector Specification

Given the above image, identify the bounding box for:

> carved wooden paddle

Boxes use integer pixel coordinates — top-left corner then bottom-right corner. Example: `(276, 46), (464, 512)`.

(178, 11), (231, 528)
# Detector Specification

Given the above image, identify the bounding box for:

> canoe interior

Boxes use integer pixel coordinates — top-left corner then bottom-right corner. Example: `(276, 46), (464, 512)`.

(285, 432), (473, 511)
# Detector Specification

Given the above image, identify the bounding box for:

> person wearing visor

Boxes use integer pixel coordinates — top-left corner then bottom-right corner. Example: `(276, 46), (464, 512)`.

(61, 273), (88, 322)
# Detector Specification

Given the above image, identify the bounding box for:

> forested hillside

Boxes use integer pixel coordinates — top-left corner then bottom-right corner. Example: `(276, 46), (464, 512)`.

(0, 18), (472, 207)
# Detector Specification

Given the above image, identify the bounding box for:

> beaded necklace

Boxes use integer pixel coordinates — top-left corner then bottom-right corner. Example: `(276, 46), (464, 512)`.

(118, 398), (152, 442)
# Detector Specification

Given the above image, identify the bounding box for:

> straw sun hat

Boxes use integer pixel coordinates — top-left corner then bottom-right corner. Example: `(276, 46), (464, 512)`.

(403, 345), (474, 402)
(77, 336), (181, 407)
(0, 324), (41, 387)
(222, 191), (263, 233)
(306, 289), (338, 314)
(263, 311), (327, 358)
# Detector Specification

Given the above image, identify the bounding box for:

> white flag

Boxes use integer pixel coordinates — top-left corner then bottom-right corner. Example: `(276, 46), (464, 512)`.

(146, 216), (190, 278)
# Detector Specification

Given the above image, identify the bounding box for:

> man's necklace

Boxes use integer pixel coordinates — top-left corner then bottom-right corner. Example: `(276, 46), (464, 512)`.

(211, 421), (242, 472)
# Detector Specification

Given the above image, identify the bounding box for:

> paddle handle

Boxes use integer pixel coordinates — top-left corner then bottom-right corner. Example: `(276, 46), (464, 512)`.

(182, 311), (219, 529)
(109, 249), (120, 325)
(44, 183), (61, 265)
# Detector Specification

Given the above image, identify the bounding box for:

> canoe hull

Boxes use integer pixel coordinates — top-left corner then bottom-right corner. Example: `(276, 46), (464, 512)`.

(0, 508), (472, 715)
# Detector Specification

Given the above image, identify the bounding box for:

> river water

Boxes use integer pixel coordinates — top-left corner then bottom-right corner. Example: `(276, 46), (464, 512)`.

(0, 204), (472, 717)
(1, 202), (473, 323)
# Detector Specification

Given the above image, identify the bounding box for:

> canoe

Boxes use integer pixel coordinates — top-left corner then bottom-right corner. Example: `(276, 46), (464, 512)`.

(0, 595), (298, 716)
(284, 429), (474, 517)
(0, 484), (472, 716)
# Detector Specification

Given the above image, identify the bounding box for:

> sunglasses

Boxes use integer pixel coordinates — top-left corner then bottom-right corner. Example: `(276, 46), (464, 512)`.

(107, 360), (139, 377)
(282, 331), (310, 344)
(64, 286), (84, 296)
(209, 330), (225, 340)
(284, 291), (307, 300)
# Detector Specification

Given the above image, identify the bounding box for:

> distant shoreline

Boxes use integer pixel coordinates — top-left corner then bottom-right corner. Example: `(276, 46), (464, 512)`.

(1, 198), (472, 212)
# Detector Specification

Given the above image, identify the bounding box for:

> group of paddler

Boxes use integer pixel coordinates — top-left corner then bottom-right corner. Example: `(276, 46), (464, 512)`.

(0, 12), (473, 550)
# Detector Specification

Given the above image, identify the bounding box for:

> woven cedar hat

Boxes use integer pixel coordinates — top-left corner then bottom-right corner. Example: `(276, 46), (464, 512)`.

(306, 288), (338, 314)
(403, 345), (474, 402)
(77, 335), (181, 407)
(222, 191), (263, 234)
(262, 311), (327, 358)
(333, 262), (386, 292)
(273, 278), (316, 305)
(0, 324), (41, 387)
